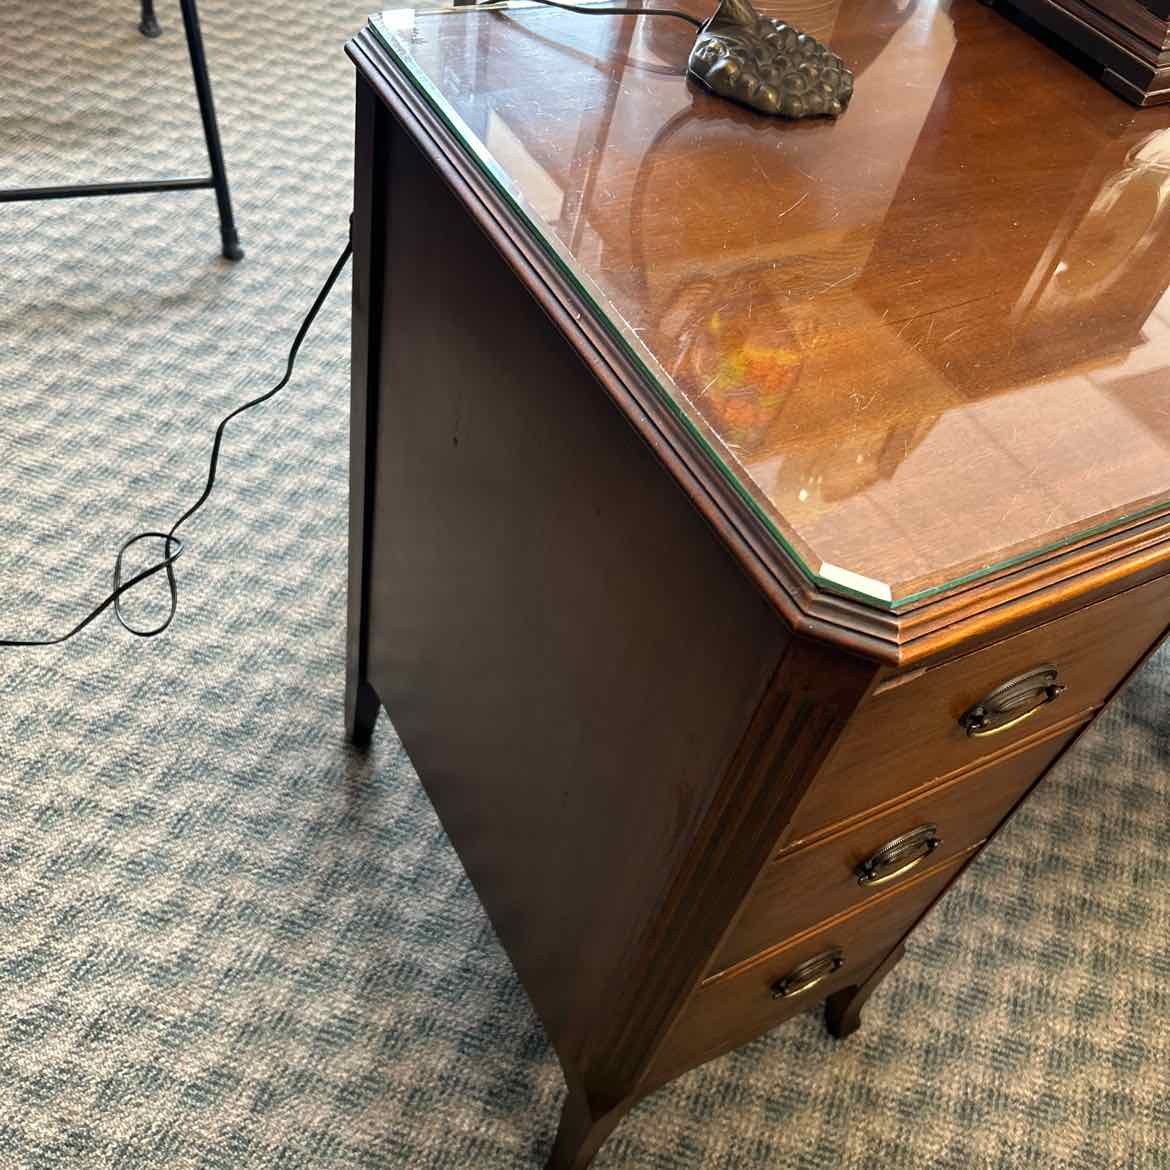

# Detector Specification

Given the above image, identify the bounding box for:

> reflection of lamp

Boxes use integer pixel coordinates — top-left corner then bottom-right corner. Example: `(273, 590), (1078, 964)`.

(523, 0), (854, 116)
(1040, 132), (1170, 305)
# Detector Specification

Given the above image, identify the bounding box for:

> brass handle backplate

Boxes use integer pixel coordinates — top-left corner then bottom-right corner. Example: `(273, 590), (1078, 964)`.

(959, 665), (1065, 738)
(770, 950), (844, 999)
(857, 824), (940, 887)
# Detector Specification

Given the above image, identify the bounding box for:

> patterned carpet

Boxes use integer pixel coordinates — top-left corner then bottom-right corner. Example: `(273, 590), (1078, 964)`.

(1, 2), (1169, 1168)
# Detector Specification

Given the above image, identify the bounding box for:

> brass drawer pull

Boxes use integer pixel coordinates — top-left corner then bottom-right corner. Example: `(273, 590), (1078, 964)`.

(959, 665), (1065, 738)
(770, 950), (844, 999)
(857, 824), (940, 887)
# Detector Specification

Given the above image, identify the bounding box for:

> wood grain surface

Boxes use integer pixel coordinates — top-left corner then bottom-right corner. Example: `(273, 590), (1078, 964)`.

(710, 723), (1082, 972)
(365, 0), (1170, 604)
(781, 570), (1170, 845)
(647, 851), (970, 1083)
(344, 10), (1170, 1168)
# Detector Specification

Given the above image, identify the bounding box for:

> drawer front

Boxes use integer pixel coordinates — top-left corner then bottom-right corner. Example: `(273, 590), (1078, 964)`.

(652, 852), (967, 1081)
(712, 726), (1080, 974)
(783, 573), (1170, 847)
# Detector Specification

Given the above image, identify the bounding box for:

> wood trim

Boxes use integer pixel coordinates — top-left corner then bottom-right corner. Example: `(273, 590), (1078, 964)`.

(344, 31), (864, 653)
(886, 512), (1170, 665)
(583, 637), (878, 1103)
(345, 75), (391, 744)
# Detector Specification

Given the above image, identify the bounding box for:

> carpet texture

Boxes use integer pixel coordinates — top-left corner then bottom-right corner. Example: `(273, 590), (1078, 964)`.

(2, 2), (1169, 1168)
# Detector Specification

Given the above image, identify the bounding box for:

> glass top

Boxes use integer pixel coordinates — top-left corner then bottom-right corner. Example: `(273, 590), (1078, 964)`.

(370, 0), (1170, 607)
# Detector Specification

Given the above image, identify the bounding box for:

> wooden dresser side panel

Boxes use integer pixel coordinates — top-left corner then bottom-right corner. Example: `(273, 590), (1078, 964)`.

(364, 110), (817, 1098)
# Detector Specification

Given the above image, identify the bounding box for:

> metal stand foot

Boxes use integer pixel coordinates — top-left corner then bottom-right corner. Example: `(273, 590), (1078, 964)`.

(139, 0), (162, 37)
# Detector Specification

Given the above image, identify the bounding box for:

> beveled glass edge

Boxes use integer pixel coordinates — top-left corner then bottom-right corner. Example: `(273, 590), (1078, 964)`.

(366, 7), (1170, 613)
(894, 494), (1170, 606)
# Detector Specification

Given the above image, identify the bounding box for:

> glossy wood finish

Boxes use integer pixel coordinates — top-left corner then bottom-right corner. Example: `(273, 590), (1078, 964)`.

(647, 851), (970, 1083)
(781, 569), (1170, 846)
(367, 0), (1170, 607)
(346, 9), (1170, 1169)
(710, 723), (1082, 973)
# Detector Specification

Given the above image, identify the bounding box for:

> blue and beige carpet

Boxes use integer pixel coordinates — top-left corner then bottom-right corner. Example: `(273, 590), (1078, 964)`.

(1, 1), (1169, 1167)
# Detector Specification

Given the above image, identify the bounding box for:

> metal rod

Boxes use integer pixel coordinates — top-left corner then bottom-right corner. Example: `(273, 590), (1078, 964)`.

(179, 0), (243, 260)
(0, 178), (214, 203)
(0, 0), (242, 259)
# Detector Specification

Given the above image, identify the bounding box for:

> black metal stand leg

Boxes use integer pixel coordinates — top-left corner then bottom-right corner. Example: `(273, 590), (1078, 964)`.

(139, 0), (162, 38)
(179, 0), (244, 261)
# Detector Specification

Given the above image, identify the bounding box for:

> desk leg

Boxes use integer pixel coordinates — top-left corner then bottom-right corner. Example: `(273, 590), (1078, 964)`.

(346, 76), (390, 747)
(545, 1089), (633, 1170)
(825, 942), (905, 1039)
(347, 678), (380, 748)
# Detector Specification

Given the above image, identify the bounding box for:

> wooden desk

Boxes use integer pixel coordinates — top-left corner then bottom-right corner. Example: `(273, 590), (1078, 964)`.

(344, 3), (1170, 1165)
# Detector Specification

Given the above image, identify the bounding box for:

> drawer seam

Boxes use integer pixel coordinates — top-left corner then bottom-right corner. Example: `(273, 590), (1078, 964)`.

(701, 842), (982, 987)
(776, 706), (1095, 858)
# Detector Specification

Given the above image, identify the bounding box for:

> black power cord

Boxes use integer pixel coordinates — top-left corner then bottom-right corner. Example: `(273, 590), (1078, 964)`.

(525, 0), (703, 27)
(1, 2), (698, 650)
(1, 239), (353, 648)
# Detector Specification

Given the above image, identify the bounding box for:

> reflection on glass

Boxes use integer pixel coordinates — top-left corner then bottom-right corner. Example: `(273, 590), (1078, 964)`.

(371, 0), (1170, 605)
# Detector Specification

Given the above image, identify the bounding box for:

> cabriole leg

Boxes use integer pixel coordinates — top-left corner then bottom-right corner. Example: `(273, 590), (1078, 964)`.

(544, 1089), (632, 1170)
(825, 942), (906, 1039)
